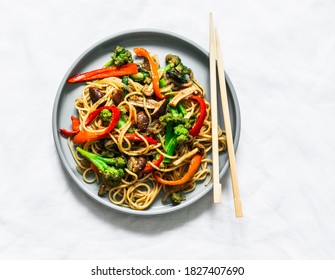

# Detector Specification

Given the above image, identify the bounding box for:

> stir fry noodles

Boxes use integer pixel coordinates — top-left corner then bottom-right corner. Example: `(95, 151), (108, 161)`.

(60, 46), (226, 210)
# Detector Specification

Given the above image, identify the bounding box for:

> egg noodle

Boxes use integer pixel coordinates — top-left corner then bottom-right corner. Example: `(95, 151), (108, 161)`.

(65, 50), (227, 210)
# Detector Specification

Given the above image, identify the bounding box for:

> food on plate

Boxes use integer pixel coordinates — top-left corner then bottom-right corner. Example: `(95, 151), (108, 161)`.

(60, 46), (227, 210)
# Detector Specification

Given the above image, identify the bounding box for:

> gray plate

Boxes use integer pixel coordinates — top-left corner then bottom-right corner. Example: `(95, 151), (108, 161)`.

(52, 29), (241, 216)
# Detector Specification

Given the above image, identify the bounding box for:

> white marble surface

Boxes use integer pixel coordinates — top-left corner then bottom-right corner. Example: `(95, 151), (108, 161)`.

(1, 0), (334, 259)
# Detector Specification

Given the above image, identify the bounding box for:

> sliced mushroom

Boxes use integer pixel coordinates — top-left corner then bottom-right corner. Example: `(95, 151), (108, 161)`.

(151, 98), (169, 119)
(128, 95), (159, 109)
(169, 84), (199, 107)
(111, 88), (125, 106)
(89, 87), (104, 103)
(138, 57), (150, 72)
(128, 95), (169, 120)
(135, 157), (147, 173)
(136, 111), (149, 132)
(128, 157), (147, 173)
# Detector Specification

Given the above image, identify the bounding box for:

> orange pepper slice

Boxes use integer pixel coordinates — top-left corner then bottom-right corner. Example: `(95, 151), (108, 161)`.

(153, 153), (202, 185)
(133, 47), (164, 100)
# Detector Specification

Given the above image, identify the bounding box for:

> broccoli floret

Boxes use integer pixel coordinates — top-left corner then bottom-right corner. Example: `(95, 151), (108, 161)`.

(174, 124), (189, 143)
(76, 147), (125, 186)
(99, 109), (112, 126)
(159, 112), (191, 129)
(104, 46), (133, 67)
(100, 156), (126, 168)
(101, 167), (125, 185)
(170, 191), (186, 205)
(114, 157), (127, 168)
(99, 106), (133, 132)
(164, 54), (181, 71)
(164, 124), (189, 163)
(160, 98), (190, 163)
(163, 54), (192, 84)
(159, 112), (183, 126)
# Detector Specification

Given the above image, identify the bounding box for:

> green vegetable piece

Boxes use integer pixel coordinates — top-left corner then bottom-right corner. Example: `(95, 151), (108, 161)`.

(76, 147), (125, 185)
(115, 107), (134, 132)
(166, 69), (191, 84)
(122, 75), (129, 86)
(173, 124), (189, 143)
(101, 157), (127, 169)
(159, 112), (191, 129)
(104, 46), (133, 68)
(159, 112), (183, 126)
(170, 191), (186, 205)
(164, 54), (181, 72)
(164, 54), (191, 84)
(164, 122), (174, 149)
(177, 103), (187, 117)
(159, 77), (169, 88)
(99, 109), (112, 126)
(122, 75), (129, 94)
(163, 124), (189, 163)
(130, 72), (150, 83)
(161, 96), (190, 163)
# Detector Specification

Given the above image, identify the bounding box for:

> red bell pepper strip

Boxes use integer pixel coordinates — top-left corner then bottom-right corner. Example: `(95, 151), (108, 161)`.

(71, 116), (80, 131)
(67, 63), (138, 83)
(84, 106), (119, 127)
(153, 153), (202, 185)
(143, 154), (165, 173)
(59, 128), (78, 137)
(73, 106), (120, 144)
(123, 133), (158, 145)
(133, 48), (164, 100)
(188, 95), (207, 137)
(59, 116), (80, 137)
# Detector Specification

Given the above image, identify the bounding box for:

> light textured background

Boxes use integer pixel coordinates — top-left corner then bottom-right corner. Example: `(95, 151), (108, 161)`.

(1, 0), (334, 259)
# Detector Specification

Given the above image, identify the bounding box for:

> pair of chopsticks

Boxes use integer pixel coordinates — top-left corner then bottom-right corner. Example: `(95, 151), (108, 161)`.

(209, 13), (243, 218)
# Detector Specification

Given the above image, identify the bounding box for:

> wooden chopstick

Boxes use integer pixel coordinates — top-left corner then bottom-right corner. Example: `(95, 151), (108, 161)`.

(215, 29), (243, 218)
(209, 13), (222, 203)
